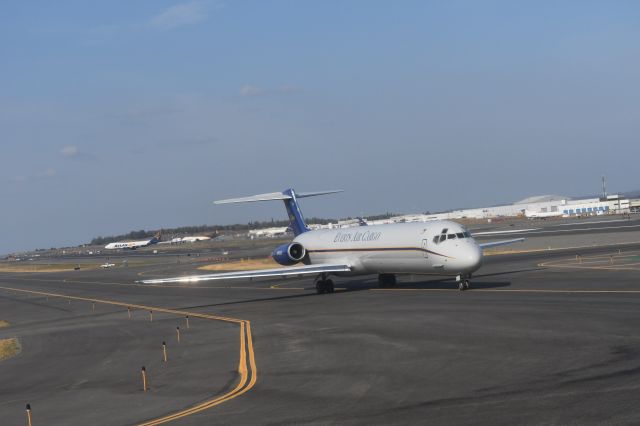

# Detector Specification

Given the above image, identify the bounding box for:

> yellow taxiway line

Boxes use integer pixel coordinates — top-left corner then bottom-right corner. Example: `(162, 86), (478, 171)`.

(0, 285), (257, 425)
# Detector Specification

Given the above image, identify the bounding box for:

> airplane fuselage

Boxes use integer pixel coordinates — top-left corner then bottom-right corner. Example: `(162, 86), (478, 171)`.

(105, 239), (154, 250)
(294, 220), (483, 276)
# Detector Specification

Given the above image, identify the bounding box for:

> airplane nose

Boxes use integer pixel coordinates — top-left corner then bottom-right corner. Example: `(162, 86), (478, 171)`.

(466, 246), (483, 272)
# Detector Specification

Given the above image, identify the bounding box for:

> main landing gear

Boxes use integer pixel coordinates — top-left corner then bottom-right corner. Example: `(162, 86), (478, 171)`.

(315, 274), (334, 294)
(378, 273), (397, 288)
(457, 274), (471, 291)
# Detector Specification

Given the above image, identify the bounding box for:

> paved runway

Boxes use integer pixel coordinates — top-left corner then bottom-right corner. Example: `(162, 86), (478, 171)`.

(474, 216), (640, 252)
(1, 243), (640, 425)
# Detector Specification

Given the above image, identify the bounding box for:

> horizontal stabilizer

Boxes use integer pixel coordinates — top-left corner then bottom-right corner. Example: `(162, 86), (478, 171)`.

(479, 238), (525, 249)
(137, 263), (351, 284)
(214, 189), (342, 204)
(214, 192), (290, 204)
(296, 190), (344, 198)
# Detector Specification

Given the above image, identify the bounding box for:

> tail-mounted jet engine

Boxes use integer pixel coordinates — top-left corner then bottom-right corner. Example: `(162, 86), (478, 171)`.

(272, 242), (306, 266)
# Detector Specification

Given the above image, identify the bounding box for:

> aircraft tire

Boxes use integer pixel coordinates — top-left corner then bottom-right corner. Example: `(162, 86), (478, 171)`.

(378, 274), (396, 288)
(326, 279), (334, 293)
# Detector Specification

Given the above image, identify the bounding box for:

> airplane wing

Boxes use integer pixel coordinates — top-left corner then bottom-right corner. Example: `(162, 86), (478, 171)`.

(479, 238), (525, 249)
(472, 229), (538, 236)
(137, 263), (351, 284)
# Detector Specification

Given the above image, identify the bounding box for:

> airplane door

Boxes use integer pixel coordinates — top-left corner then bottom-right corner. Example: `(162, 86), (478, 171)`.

(421, 239), (429, 258)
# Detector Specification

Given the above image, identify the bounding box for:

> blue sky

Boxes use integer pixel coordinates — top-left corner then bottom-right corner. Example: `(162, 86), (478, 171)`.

(2, 1), (639, 254)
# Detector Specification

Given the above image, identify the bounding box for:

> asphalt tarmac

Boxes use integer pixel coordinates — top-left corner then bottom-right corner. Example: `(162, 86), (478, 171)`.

(1, 243), (640, 425)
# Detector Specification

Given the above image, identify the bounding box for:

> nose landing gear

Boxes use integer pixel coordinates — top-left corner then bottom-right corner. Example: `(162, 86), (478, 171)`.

(456, 274), (471, 291)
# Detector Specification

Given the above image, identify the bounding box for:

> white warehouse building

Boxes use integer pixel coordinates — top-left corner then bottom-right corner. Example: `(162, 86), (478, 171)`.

(389, 194), (632, 223)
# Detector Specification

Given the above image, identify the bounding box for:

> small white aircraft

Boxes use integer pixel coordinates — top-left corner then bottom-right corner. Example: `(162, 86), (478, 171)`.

(524, 209), (563, 219)
(105, 232), (162, 250)
(140, 189), (524, 292)
(100, 262), (115, 268)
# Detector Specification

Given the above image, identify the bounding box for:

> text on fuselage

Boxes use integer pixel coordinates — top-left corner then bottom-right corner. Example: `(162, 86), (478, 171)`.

(334, 231), (382, 243)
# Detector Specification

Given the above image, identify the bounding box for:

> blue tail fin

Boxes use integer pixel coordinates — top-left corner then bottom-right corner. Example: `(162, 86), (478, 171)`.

(282, 189), (308, 236)
(214, 188), (343, 237)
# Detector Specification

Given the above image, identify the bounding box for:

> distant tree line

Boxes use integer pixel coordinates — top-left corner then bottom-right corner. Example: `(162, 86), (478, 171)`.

(89, 212), (398, 245)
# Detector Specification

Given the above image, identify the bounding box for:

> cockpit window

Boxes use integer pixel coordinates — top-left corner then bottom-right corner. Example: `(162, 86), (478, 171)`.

(434, 229), (471, 244)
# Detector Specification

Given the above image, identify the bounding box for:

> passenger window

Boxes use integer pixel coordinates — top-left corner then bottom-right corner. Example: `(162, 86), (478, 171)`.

(447, 234), (456, 239)
(456, 233), (464, 238)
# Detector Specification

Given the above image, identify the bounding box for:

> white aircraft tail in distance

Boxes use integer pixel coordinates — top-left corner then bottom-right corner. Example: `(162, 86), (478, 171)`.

(105, 231), (162, 250)
(140, 189), (524, 292)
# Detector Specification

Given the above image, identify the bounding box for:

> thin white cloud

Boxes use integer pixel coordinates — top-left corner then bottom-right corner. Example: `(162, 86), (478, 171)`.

(239, 84), (302, 97)
(61, 145), (78, 157)
(9, 175), (27, 183)
(239, 85), (264, 97)
(278, 85), (302, 94)
(35, 168), (57, 179)
(10, 168), (57, 184)
(150, 1), (209, 30)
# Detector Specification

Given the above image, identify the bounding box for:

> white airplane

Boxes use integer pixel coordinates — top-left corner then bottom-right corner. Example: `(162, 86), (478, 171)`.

(100, 262), (115, 268)
(140, 189), (524, 292)
(164, 236), (212, 244)
(524, 209), (563, 219)
(105, 232), (162, 250)
(249, 227), (290, 238)
(181, 236), (211, 243)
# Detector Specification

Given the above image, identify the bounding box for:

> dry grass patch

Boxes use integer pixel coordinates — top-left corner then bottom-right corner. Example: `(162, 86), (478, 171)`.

(0, 320), (9, 328)
(199, 257), (293, 271)
(0, 338), (21, 361)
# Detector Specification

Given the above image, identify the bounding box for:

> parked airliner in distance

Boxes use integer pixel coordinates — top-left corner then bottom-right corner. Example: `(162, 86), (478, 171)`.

(140, 189), (524, 292)
(105, 232), (161, 250)
(524, 209), (564, 219)
(158, 235), (213, 245)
